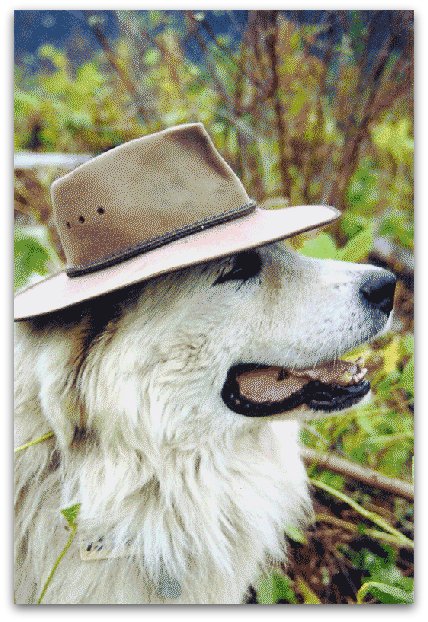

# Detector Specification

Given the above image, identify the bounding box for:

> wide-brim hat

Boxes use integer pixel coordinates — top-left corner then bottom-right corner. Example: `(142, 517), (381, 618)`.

(14, 123), (339, 321)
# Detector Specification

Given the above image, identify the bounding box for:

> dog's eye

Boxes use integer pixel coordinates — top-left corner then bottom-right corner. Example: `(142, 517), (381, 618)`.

(214, 250), (262, 285)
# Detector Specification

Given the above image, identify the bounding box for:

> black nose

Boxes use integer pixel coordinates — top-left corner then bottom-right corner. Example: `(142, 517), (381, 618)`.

(360, 272), (396, 315)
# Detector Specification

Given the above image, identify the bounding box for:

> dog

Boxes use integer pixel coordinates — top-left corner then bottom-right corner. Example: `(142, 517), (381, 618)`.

(14, 241), (395, 604)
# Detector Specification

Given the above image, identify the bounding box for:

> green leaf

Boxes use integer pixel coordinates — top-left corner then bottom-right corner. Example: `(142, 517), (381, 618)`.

(295, 577), (321, 604)
(372, 118), (414, 165)
(337, 224), (374, 262)
(144, 48), (161, 66)
(346, 158), (380, 213)
(257, 571), (298, 604)
(299, 232), (338, 259)
(400, 357), (414, 397)
(14, 231), (51, 290)
(357, 580), (413, 604)
(61, 503), (81, 529)
(284, 524), (307, 544)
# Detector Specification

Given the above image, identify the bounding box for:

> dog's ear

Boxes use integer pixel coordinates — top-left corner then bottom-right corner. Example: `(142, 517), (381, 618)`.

(17, 318), (90, 449)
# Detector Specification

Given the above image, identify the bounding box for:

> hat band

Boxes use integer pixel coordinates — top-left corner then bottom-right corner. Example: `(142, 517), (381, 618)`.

(67, 200), (257, 277)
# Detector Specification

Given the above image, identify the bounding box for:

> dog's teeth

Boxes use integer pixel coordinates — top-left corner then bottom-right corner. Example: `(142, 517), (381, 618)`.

(351, 366), (368, 383)
(342, 371), (354, 384)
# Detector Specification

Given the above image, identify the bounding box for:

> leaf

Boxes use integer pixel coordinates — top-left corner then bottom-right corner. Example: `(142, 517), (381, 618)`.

(14, 232), (51, 290)
(295, 577), (321, 604)
(357, 581), (413, 604)
(346, 158), (380, 213)
(61, 503), (81, 529)
(257, 572), (298, 604)
(144, 48), (161, 66)
(299, 232), (338, 259)
(372, 118), (414, 165)
(337, 224), (374, 262)
(284, 524), (307, 545)
(382, 337), (401, 375)
(400, 357), (414, 397)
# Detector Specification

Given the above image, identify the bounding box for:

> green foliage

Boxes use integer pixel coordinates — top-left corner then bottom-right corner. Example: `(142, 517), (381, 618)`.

(372, 119), (414, 166)
(357, 581), (413, 604)
(14, 228), (55, 290)
(14, 47), (144, 153)
(302, 332), (414, 480)
(298, 223), (374, 263)
(347, 158), (381, 215)
(352, 546), (413, 603)
(299, 232), (338, 259)
(257, 572), (298, 604)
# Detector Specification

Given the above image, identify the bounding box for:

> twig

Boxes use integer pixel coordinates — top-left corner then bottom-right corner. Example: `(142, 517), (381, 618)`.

(302, 446), (413, 501)
(83, 11), (151, 122)
(263, 11), (291, 198)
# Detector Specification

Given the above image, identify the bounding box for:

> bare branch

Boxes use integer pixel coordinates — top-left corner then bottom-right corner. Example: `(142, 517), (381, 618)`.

(301, 447), (414, 501)
(83, 11), (151, 121)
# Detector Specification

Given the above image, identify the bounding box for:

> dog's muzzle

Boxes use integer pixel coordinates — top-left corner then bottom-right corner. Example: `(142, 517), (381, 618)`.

(222, 359), (370, 417)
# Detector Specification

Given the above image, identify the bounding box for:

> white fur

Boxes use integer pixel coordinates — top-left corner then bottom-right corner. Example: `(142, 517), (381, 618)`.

(14, 242), (390, 603)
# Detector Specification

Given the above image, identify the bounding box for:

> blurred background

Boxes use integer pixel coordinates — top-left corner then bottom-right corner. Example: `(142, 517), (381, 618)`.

(14, 10), (414, 604)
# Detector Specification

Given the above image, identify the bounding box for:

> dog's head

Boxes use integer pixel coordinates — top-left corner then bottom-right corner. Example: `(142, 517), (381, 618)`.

(19, 242), (395, 446)
(53, 242), (392, 441)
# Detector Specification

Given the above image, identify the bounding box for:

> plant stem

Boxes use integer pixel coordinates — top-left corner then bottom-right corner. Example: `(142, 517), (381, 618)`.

(37, 524), (77, 604)
(14, 431), (54, 453)
(315, 513), (413, 549)
(310, 478), (413, 549)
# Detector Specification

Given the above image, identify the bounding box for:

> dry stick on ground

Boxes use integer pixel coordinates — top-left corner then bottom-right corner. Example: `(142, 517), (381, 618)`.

(301, 446), (413, 501)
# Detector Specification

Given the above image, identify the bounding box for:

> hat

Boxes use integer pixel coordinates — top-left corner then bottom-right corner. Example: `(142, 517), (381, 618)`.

(14, 123), (339, 321)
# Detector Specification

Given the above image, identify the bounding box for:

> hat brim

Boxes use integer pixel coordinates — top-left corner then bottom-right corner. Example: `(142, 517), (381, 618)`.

(14, 205), (339, 321)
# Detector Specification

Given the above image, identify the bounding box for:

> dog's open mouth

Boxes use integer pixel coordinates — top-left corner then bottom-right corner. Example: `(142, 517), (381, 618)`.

(222, 359), (370, 417)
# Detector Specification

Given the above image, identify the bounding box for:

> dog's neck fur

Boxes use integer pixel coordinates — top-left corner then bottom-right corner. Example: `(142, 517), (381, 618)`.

(15, 313), (311, 604)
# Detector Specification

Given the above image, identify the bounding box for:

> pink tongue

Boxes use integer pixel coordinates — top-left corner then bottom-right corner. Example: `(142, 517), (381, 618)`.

(237, 367), (307, 404)
(236, 360), (366, 405)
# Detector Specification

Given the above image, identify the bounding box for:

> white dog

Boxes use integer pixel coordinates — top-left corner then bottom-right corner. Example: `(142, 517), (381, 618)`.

(14, 241), (395, 604)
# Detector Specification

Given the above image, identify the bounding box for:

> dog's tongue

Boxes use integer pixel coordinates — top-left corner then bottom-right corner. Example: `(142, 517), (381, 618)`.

(236, 359), (367, 404)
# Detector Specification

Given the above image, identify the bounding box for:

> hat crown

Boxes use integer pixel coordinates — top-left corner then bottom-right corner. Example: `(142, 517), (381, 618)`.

(51, 123), (252, 275)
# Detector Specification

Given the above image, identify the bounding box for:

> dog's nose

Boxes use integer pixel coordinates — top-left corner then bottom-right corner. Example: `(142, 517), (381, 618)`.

(360, 271), (397, 315)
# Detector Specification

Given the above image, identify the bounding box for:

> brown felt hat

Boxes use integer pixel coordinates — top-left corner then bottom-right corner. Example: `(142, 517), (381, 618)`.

(14, 123), (339, 321)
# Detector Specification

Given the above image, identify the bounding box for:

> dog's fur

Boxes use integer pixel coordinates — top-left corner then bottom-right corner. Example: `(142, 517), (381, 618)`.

(14, 242), (391, 604)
